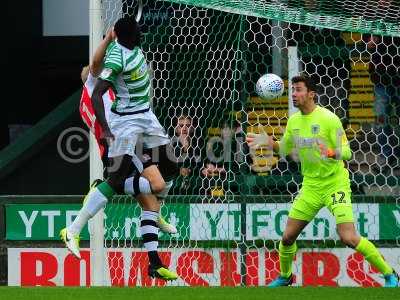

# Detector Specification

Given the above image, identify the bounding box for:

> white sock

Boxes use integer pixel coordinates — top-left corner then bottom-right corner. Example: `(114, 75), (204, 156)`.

(68, 209), (91, 235)
(124, 176), (152, 195)
(68, 189), (108, 235)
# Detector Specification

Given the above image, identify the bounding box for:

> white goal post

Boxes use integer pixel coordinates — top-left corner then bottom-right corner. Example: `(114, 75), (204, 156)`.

(88, 0), (145, 287)
(89, 0), (105, 287)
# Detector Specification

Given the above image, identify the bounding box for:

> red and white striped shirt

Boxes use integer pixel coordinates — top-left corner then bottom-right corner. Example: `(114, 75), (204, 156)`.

(79, 73), (115, 158)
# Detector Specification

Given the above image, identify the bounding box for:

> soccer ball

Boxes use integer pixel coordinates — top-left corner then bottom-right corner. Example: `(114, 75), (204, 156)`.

(256, 73), (285, 100)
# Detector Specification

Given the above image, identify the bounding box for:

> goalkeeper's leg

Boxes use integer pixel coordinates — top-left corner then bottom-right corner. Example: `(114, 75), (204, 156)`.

(337, 221), (399, 287)
(268, 217), (308, 287)
(269, 186), (318, 287)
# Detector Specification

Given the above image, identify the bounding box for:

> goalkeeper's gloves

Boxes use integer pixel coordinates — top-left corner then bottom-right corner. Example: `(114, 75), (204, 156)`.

(318, 142), (336, 159)
(246, 132), (273, 149)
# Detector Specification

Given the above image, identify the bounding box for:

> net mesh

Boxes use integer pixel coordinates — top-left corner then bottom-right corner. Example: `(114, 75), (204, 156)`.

(100, 0), (400, 286)
(164, 0), (400, 37)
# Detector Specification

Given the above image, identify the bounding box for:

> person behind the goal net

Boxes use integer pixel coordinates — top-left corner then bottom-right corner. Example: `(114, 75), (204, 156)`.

(61, 17), (179, 281)
(246, 75), (399, 287)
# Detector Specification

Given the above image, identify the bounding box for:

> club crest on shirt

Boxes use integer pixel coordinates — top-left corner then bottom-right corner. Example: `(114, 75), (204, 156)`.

(311, 124), (320, 135)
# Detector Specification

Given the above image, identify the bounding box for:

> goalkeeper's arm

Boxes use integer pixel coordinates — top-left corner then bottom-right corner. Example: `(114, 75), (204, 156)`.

(320, 117), (352, 160)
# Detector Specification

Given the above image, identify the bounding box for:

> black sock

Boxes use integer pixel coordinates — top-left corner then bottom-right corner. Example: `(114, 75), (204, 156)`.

(148, 251), (163, 267)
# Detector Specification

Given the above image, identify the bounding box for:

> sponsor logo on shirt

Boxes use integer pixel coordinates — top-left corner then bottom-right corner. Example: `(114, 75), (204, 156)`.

(295, 137), (317, 148)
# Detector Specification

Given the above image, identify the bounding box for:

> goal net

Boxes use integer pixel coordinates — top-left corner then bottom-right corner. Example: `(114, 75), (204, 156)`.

(93, 0), (400, 286)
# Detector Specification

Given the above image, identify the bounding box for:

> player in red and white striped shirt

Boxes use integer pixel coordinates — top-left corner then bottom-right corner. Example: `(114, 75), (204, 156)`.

(79, 65), (115, 172)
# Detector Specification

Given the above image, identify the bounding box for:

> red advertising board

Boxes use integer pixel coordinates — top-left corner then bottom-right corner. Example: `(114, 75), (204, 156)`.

(8, 248), (398, 287)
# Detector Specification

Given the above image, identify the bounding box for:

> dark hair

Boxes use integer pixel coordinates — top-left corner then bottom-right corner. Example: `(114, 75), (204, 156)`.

(114, 16), (141, 47)
(175, 114), (194, 136)
(291, 75), (317, 92)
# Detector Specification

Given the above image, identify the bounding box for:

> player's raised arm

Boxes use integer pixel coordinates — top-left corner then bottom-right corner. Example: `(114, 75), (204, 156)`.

(90, 28), (115, 77)
(246, 122), (293, 156)
(328, 116), (352, 160)
(92, 37), (123, 141)
(246, 129), (279, 152)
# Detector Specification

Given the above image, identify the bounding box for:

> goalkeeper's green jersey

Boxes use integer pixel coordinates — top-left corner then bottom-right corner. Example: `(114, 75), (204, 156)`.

(279, 105), (351, 180)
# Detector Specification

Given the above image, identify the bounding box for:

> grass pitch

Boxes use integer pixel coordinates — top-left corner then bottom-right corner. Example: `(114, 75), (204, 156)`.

(1, 287), (399, 300)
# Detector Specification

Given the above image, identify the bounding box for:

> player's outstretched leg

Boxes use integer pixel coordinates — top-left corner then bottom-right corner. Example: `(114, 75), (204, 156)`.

(148, 145), (180, 235)
(338, 222), (399, 287)
(83, 179), (104, 205)
(355, 237), (399, 287)
(61, 180), (115, 259)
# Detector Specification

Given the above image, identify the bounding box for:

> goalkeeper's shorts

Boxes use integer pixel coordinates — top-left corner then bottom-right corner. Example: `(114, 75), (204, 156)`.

(289, 167), (354, 224)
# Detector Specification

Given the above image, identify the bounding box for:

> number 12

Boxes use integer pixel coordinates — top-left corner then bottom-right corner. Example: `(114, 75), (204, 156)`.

(331, 191), (345, 205)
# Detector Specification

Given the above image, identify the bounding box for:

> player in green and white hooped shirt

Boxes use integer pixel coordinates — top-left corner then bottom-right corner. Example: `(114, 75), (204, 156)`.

(61, 28), (177, 261)
(247, 75), (398, 287)
(71, 17), (177, 281)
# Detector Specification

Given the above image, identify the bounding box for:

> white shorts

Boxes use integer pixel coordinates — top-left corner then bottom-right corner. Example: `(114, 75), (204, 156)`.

(108, 110), (170, 158)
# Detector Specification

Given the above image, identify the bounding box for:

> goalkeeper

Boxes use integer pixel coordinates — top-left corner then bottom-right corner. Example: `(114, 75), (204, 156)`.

(246, 75), (399, 287)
